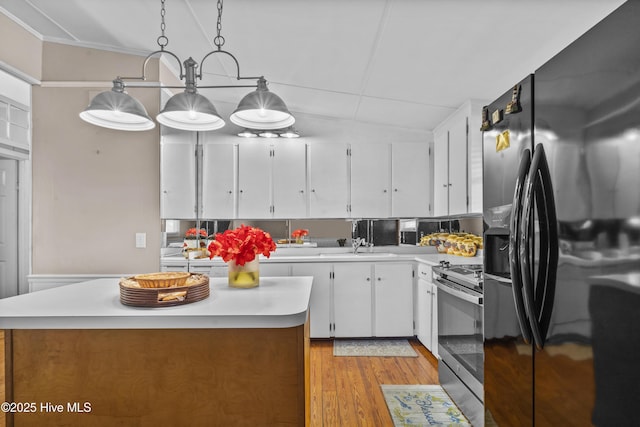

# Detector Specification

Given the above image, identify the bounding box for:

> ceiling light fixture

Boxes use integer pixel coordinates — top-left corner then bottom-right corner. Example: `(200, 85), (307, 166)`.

(236, 126), (301, 138)
(79, 0), (294, 132)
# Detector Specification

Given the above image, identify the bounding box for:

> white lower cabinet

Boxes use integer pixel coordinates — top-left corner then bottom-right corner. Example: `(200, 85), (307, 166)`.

(374, 263), (414, 337)
(291, 263), (332, 338)
(260, 262), (291, 277)
(333, 262), (414, 338)
(416, 263), (438, 356)
(333, 263), (373, 337)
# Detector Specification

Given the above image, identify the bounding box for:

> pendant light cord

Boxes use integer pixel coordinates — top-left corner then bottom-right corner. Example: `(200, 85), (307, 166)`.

(158, 0), (168, 50)
(214, 0), (225, 50)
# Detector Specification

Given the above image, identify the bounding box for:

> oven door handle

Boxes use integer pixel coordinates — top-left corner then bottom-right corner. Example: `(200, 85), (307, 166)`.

(434, 279), (483, 305)
(509, 148), (532, 344)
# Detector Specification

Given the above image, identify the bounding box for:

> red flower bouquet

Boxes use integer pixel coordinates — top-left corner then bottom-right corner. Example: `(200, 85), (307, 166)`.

(291, 229), (309, 239)
(208, 225), (276, 266)
(185, 228), (208, 239)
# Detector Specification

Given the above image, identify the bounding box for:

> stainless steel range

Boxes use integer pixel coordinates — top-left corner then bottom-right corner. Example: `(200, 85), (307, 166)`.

(432, 261), (484, 427)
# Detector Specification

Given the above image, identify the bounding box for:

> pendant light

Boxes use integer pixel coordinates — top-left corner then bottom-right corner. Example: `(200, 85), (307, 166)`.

(156, 58), (225, 131)
(230, 78), (295, 130)
(79, 79), (155, 131)
(79, 0), (293, 132)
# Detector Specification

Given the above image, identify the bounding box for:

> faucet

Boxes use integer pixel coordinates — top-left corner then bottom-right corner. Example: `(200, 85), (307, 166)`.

(352, 237), (366, 254)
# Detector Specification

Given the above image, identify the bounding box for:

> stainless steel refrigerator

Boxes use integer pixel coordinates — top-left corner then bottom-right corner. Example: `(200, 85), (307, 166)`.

(483, 1), (640, 425)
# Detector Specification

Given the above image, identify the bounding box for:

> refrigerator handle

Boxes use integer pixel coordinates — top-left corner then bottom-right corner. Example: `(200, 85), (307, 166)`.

(508, 148), (532, 344)
(520, 144), (558, 351)
(534, 144), (559, 347)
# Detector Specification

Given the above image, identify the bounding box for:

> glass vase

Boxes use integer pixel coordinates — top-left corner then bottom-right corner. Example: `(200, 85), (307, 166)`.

(227, 258), (260, 288)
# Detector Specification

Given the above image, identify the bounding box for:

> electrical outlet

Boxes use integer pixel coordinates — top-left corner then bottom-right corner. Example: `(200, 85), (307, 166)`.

(135, 232), (146, 248)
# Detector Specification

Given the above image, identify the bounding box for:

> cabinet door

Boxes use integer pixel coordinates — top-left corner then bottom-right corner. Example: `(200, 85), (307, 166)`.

(373, 263), (414, 337)
(260, 262), (291, 277)
(430, 282), (439, 357)
(201, 141), (236, 218)
(416, 278), (430, 348)
(333, 263), (372, 337)
(448, 117), (468, 214)
(433, 129), (449, 216)
(272, 140), (307, 218)
(291, 263), (332, 338)
(308, 143), (349, 218)
(160, 131), (197, 219)
(350, 144), (391, 218)
(392, 143), (430, 217)
(237, 142), (272, 218)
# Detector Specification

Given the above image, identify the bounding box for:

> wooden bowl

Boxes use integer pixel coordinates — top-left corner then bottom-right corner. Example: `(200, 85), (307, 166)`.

(133, 272), (191, 288)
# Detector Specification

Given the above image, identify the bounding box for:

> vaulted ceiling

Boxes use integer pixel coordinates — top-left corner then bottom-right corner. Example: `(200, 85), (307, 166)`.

(0, 0), (626, 133)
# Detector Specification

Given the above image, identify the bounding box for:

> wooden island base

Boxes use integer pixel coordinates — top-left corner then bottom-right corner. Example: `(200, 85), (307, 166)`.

(4, 325), (309, 427)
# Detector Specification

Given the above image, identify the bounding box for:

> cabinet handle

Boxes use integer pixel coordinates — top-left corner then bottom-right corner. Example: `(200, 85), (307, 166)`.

(383, 189), (387, 193)
(449, 183), (453, 187)
(227, 190), (232, 194)
(240, 190), (244, 194)
(377, 277), (382, 281)
(299, 190), (304, 193)
(311, 189), (316, 193)
(443, 184), (447, 188)
(366, 277), (370, 281)
(394, 188), (398, 192)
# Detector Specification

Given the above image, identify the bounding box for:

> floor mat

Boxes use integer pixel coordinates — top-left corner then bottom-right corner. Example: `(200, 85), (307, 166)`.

(333, 339), (418, 357)
(381, 384), (472, 426)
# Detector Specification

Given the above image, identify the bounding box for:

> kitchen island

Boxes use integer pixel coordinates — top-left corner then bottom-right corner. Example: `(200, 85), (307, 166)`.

(0, 276), (312, 427)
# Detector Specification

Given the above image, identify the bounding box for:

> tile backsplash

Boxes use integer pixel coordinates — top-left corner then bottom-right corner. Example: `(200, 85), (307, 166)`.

(162, 216), (482, 248)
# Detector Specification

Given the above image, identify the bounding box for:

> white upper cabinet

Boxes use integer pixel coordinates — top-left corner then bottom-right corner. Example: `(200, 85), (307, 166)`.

(308, 143), (350, 218)
(160, 130), (197, 219)
(391, 143), (431, 217)
(237, 142), (272, 218)
(350, 144), (391, 218)
(201, 138), (236, 219)
(433, 100), (485, 216)
(271, 140), (307, 218)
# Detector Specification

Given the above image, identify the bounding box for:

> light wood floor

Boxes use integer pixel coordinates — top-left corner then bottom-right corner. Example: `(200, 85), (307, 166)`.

(309, 338), (439, 427)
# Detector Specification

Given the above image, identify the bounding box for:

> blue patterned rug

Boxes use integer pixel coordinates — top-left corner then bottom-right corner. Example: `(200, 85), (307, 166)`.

(381, 385), (472, 426)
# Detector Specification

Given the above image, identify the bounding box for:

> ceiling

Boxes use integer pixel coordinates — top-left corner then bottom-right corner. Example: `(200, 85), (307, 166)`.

(0, 0), (627, 133)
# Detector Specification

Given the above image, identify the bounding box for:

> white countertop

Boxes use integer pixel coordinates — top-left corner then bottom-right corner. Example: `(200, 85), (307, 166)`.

(162, 250), (483, 266)
(0, 276), (313, 330)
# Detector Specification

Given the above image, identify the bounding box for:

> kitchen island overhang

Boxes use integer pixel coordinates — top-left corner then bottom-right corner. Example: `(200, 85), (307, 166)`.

(0, 276), (313, 427)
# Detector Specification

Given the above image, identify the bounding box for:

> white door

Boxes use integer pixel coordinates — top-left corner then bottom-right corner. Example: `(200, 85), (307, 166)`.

(291, 263), (332, 338)
(350, 144), (391, 218)
(448, 118), (468, 214)
(392, 143), (430, 217)
(430, 282), (439, 357)
(160, 133), (197, 219)
(373, 263), (414, 337)
(308, 143), (349, 218)
(272, 140), (307, 218)
(433, 130), (449, 216)
(0, 159), (18, 298)
(237, 142), (272, 218)
(333, 262), (372, 337)
(201, 141), (236, 219)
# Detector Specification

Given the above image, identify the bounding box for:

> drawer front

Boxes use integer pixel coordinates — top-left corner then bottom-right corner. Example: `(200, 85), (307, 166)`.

(417, 263), (432, 281)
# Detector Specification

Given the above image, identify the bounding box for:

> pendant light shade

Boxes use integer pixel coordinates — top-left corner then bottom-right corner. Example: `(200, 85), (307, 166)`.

(79, 81), (155, 131)
(230, 78), (295, 130)
(157, 91), (225, 131)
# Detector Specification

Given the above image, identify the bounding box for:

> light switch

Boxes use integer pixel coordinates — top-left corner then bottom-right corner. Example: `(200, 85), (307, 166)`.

(135, 232), (146, 248)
